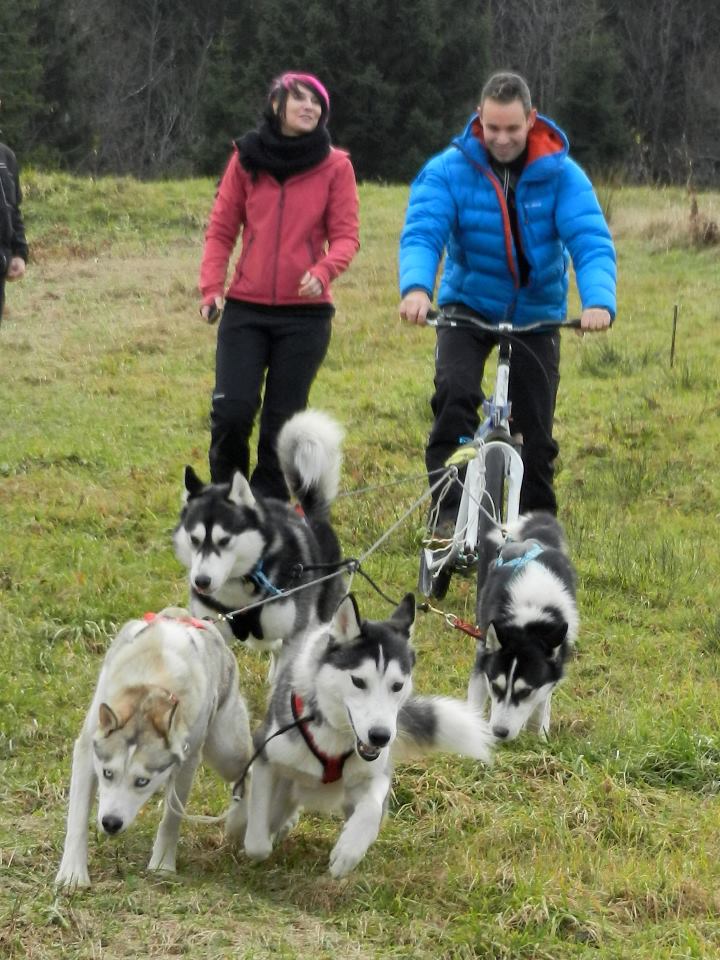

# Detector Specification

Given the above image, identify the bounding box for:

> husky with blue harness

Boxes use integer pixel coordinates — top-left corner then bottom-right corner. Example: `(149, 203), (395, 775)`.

(173, 410), (345, 655)
(468, 511), (578, 741)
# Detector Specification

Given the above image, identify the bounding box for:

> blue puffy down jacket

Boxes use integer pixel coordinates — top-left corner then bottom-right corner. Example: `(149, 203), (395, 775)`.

(399, 114), (616, 326)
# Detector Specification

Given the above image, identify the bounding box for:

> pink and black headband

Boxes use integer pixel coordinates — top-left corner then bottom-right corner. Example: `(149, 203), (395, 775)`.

(271, 72), (330, 116)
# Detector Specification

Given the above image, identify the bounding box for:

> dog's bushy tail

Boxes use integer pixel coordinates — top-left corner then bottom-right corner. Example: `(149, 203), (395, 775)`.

(277, 410), (344, 520)
(393, 696), (494, 764)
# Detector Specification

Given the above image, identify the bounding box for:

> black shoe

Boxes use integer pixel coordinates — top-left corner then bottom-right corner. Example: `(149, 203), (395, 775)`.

(425, 517), (455, 548)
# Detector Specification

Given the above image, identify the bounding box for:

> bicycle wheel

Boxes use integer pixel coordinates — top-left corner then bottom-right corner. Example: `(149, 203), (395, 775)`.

(475, 445), (505, 606)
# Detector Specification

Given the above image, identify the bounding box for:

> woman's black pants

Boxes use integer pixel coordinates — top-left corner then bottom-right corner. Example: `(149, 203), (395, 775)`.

(209, 300), (331, 500)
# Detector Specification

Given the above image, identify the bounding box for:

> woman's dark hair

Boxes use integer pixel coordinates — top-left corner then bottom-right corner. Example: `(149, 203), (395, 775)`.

(265, 72), (330, 129)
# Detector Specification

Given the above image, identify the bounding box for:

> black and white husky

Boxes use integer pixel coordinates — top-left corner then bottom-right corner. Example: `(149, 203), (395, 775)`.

(243, 592), (494, 877)
(173, 410), (345, 653)
(468, 512), (579, 741)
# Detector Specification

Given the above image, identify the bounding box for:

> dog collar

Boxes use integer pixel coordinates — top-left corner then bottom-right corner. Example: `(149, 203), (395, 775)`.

(291, 692), (353, 784)
(143, 611), (209, 630)
(495, 542), (544, 571)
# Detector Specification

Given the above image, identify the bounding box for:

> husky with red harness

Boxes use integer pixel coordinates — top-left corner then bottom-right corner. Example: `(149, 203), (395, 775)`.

(243, 592), (494, 877)
(56, 608), (252, 889)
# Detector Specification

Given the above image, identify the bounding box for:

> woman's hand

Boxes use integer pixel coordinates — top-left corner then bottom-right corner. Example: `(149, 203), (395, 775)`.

(298, 271), (323, 298)
(200, 295), (224, 323)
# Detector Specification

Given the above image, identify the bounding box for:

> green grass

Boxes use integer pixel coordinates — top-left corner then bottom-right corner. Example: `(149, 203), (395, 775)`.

(2, 178), (720, 958)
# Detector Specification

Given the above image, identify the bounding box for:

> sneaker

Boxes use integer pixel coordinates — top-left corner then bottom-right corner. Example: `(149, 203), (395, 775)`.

(426, 517), (456, 547)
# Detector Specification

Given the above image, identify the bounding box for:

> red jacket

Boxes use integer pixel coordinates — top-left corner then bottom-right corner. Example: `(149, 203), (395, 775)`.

(200, 146), (360, 307)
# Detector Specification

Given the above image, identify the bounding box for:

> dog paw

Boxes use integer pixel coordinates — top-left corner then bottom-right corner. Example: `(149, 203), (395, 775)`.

(244, 838), (273, 862)
(328, 840), (363, 878)
(55, 862), (91, 890)
(274, 811), (300, 843)
(147, 854), (177, 873)
(224, 799), (248, 843)
(526, 722), (549, 740)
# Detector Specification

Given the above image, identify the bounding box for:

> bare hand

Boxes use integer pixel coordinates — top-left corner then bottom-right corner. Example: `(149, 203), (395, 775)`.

(399, 290), (432, 325)
(6, 257), (25, 281)
(580, 307), (611, 331)
(298, 271), (323, 298)
(200, 295), (224, 323)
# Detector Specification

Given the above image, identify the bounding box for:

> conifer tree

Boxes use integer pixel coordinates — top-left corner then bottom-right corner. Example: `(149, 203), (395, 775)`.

(555, 30), (630, 172)
(0, 0), (45, 152)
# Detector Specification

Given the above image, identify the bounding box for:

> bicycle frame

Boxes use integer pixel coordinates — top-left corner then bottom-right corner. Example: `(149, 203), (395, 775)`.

(422, 322), (523, 581)
(418, 308), (590, 598)
(458, 326), (524, 538)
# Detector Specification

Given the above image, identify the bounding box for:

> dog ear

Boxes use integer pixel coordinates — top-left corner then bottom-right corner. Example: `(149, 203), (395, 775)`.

(331, 594), (362, 644)
(98, 703), (120, 734)
(390, 592), (416, 632)
(184, 465), (205, 500)
(534, 621), (568, 654)
(227, 471), (256, 508)
(485, 622), (502, 653)
(145, 690), (186, 749)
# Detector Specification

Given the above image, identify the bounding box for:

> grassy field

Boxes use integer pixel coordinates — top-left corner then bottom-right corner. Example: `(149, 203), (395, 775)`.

(2, 172), (720, 959)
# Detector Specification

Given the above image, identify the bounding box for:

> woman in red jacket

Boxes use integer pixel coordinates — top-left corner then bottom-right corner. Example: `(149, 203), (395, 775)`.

(199, 72), (360, 497)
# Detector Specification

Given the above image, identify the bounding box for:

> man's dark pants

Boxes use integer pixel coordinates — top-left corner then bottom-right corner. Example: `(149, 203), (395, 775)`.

(425, 323), (561, 519)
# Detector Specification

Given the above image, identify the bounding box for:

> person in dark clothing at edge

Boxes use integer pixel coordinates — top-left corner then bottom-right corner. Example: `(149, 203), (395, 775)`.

(398, 71), (616, 532)
(0, 139), (28, 323)
(198, 72), (359, 499)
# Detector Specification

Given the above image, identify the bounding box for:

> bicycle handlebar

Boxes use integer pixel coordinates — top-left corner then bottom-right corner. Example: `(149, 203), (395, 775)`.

(425, 308), (586, 334)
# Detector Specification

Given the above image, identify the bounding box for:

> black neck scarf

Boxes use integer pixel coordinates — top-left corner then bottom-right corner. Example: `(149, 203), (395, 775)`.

(236, 115), (331, 183)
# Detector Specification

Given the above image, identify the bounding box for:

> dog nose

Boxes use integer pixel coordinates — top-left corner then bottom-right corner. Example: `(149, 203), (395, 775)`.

(493, 726), (510, 740)
(368, 726), (391, 748)
(194, 574), (211, 591)
(101, 814), (124, 835)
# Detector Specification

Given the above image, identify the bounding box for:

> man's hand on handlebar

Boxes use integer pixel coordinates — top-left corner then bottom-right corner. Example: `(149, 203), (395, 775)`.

(399, 290), (432, 326)
(401, 298), (613, 333)
(580, 307), (612, 331)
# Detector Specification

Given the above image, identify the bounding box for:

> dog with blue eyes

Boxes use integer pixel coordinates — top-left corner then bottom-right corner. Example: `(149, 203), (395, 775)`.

(56, 609), (252, 889)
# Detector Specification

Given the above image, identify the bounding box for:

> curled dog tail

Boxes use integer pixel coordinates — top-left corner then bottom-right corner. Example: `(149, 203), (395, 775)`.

(277, 410), (344, 521)
(393, 696), (494, 765)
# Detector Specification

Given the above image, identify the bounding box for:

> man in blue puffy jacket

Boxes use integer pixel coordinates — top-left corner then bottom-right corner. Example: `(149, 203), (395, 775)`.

(399, 71), (616, 525)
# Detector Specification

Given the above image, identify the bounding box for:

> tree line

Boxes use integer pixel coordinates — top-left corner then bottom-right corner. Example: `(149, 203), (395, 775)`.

(2, 0), (719, 184)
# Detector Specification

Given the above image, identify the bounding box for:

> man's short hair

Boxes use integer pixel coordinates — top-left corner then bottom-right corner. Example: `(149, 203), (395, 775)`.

(480, 72), (533, 114)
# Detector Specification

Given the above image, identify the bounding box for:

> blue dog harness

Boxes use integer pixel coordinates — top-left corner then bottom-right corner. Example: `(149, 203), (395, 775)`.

(247, 559), (283, 597)
(495, 541), (544, 571)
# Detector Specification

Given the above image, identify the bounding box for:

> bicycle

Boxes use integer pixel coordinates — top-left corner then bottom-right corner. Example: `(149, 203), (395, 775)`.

(417, 306), (582, 604)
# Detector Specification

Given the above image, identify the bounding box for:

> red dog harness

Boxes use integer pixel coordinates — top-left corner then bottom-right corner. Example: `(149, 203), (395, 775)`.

(290, 692), (353, 784)
(143, 611), (210, 630)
